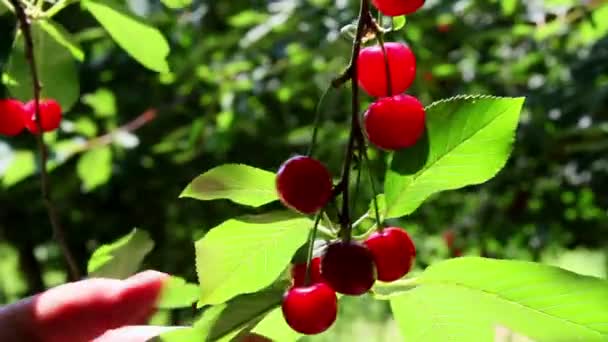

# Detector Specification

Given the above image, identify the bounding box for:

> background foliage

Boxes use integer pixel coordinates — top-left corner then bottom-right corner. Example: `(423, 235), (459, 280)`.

(1, 0), (607, 340)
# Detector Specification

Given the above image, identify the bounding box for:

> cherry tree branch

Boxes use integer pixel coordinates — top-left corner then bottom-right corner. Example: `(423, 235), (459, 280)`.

(338, 0), (372, 242)
(8, 0), (81, 281)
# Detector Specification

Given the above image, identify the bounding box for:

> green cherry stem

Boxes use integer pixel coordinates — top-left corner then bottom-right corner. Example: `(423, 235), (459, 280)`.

(361, 140), (383, 231)
(307, 85), (333, 157)
(305, 213), (323, 285)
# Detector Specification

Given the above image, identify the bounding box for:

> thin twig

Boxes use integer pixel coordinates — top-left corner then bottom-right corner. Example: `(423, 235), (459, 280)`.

(338, 0), (371, 242)
(9, 0), (81, 281)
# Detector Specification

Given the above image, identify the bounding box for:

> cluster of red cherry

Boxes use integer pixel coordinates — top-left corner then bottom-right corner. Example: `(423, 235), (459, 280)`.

(275, 0), (425, 335)
(0, 98), (63, 136)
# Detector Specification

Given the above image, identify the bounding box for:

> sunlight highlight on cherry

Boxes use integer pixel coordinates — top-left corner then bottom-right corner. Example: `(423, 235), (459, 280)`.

(282, 283), (337, 335)
(364, 94), (425, 150)
(365, 227), (416, 282)
(276, 155), (333, 214)
(358, 42), (416, 97)
(23, 99), (63, 134)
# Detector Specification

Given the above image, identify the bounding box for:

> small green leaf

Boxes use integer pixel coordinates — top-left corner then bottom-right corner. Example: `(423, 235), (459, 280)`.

(6, 22), (79, 110)
(384, 95), (525, 219)
(160, 0), (192, 10)
(2, 150), (36, 188)
(38, 20), (84, 62)
(195, 211), (311, 306)
(82, 0), (170, 72)
(81, 88), (116, 117)
(392, 16), (406, 31)
(391, 257), (608, 341)
(88, 228), (154, 279)
(158, 276), (199, 309)
(77, 146), (112, 192)
(181, 164), (278, 207)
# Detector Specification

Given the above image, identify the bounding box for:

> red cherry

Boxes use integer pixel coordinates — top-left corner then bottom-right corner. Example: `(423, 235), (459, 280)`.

(291, 257), (324, 287)
(357, 42), (416, 98)
(364, 94), (425, 151)
(321, 241), (376, 295)
(372, 0), (425, 16)
(0, 99), (27, 136)
(364, 227), (416, 282)
(281, 283), (337, 335)
(276, 156), (333, 214)
(23, 99), (63, 134)
(443, 230), (456, 250)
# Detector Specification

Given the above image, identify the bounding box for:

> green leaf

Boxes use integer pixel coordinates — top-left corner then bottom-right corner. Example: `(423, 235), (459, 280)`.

(77, 146), (112, 192)
(1, 150), (36, 188)
(180, 164), (278, 207)
(384, 95), (525, 219)
(88, 228), (154, 279)
(160, 0), (192, 10)
(157, 276), (199, 309)
(82, 0), (170, 72)
(390, 257), (608, 341)
(252, 307), (301, 342)
(38, 20), (84, 62)
(81, 88), (116, 118)
(206, 281), (288, 341)
(157, 281), (288, 341)
(6, 22), (79, 111)
(392, 16), (406, 31)
(195, 211), (311, 306)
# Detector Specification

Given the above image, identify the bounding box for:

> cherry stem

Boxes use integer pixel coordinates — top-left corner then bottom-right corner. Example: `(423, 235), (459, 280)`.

(338, 0), (371, 243)
(305, 213), (323, 286)
(377, 34), (393, 96)
(361, 143), (383, 231)
(8, 0), (81, 281)
(307, 85), (332, 157)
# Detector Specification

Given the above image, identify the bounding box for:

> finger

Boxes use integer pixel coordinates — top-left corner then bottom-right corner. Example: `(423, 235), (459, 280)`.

(0, 270), (168, 342)
(92, 325), (186, 342)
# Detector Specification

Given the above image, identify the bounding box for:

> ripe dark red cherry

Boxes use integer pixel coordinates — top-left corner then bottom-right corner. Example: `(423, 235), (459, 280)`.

(291, 257), (324, 287)
(357, 42), (416, 97)
(364, 227), (416, 282)
(0, 99), (27, 136)
(321, 241), (376, 295)
(281, 283), (337, 335)
(23, 99), (63, 134)
(276, 156), (333, 214)
(364, 94), (425, 150)
(372, 0), (425, 16)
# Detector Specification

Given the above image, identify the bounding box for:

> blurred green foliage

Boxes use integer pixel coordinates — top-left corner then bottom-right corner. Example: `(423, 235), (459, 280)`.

(1, 0), (607, 339)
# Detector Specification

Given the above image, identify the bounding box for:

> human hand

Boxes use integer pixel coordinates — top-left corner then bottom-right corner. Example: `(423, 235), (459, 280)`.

(0, 270), (177, 342)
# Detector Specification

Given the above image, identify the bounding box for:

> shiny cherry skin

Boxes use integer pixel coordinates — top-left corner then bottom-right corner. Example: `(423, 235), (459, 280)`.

(372, 0), (425, 16)
(23, 99), (63, 134)
(276, 156), (333, 214)
(364, 94), (425, 151)
(0, 99), (27, 136)
(321, 241), (376, 296)
(291, 257), (324, 287)
(357, 42), (416, 98)
(364, 227), (416, 282)
(281, 283), (337, 335)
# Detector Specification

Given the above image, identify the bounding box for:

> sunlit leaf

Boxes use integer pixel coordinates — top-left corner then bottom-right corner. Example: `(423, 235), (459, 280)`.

(88, 228), (154, 279)
(195, 211), (311, 305)
(77, 146), (112, 192)
(391, 257), (608, 341)
(384, 96), (525, 218)
(181, 164), (278, 207)
(82, 0), (170, 72)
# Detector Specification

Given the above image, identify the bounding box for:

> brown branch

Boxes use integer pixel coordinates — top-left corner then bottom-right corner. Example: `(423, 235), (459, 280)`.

(338, 0), (372, 242)
(8, 0), (81, 281)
